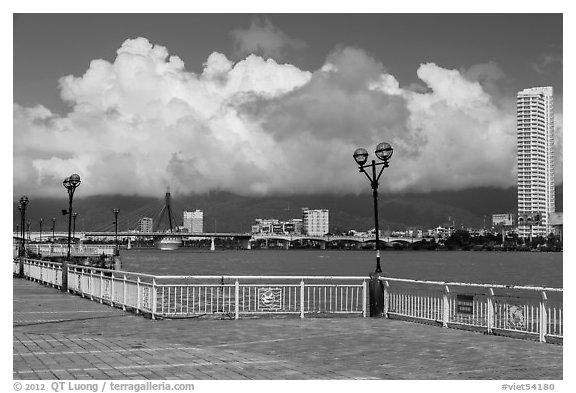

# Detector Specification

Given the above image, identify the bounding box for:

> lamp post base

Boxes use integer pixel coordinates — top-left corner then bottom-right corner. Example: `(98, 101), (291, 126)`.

(19, 256), (24, 278)
(368, 272), (384, 317)
(113, 255), (122, 271)
(61, 260), (68, 292)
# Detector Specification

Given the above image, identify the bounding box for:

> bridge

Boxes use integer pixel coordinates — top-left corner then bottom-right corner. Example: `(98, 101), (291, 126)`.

(15, 231), (435, 251)
(251, 233), (434, 249)
(253, 233), (428, 243)
(17, 231), (435, 241)
(14, 231), (252, 242)
(83, 231), (252, 239)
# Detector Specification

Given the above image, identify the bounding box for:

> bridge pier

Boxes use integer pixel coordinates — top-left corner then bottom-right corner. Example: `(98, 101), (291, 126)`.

(283, 241), (290, 250)
(319, 241), (326, 250)
(210, 237), (215, 251)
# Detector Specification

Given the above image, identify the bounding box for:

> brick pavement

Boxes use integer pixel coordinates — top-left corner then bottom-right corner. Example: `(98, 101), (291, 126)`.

(13, 277), (563, 380)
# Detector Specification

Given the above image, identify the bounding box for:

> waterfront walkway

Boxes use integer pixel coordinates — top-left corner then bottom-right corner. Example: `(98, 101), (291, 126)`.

(13, 278), (562, 380)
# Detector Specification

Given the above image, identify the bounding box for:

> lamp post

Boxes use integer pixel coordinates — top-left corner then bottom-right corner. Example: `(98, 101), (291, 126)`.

(52, 218), (55, 243)
(17, 207), (22, 254)
(62, 174), (81, 291)
(39, 218), (43, 242)
(353, 142), (393, 317)
(18, 196), (29, 277)
(113, 209), (120, 257)
(72, 213), (78, 243)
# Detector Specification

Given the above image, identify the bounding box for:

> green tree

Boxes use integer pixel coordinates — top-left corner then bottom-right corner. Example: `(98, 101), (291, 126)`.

(445, 230), (473, 250)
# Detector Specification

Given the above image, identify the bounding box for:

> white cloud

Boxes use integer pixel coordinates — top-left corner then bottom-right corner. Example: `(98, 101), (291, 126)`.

(13, 37), (563, 198)
(231, 17), (306, 60)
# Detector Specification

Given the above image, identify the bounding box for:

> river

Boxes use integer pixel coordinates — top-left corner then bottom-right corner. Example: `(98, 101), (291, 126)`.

(119, 249), (563, 288)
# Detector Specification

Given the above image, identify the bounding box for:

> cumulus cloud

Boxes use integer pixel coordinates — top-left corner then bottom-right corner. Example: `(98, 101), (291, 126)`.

(13, 37), (563, 198)
(231, 17), (306, 60)
(533, 52), (563, 75)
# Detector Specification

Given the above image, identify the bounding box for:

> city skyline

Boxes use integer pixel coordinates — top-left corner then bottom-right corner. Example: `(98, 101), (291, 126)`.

(13, 13), (563, 201)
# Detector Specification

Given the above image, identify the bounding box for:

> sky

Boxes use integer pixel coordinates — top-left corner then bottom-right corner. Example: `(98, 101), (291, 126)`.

(12, 12), (564, 199)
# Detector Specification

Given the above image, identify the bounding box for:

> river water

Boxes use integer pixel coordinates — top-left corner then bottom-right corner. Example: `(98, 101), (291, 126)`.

(119, 249), (563, 288)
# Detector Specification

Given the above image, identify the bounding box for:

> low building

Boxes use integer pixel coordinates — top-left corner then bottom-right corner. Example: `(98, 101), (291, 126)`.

(252, 218), (304, 235)
(492, 213), (515, 227)
(549, 212), (563, 239)
(434, 225), (455, 238)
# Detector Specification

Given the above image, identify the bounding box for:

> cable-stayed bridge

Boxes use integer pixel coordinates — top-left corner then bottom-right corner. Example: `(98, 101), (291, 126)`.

(83, 231), (252, 239)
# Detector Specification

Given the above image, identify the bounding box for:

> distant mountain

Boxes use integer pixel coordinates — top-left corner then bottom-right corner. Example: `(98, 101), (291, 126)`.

(13, 185), (563, 233)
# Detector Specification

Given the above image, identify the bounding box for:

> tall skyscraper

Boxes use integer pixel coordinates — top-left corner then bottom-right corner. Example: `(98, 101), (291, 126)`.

(517, 86), (555, 237)
(183, 210), (204, 233)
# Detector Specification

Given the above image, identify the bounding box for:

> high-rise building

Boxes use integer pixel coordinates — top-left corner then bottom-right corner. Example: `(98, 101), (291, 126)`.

(302, 209), (329, 236)
(517, 86), (555, 237)
(183, 210), (204, 233)
(138, 217), (153, 233)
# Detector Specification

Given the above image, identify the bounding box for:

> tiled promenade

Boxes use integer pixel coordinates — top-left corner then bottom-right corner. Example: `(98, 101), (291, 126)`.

(13, 277), (562, 380)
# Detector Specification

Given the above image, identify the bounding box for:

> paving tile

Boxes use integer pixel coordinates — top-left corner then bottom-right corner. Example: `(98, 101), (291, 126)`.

(13, 277), (562, 380)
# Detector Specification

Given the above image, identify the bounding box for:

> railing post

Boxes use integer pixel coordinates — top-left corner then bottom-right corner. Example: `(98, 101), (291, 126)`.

(123, 274), (127, 311)
(362, 280), (368, 317)
(487, 287), (495, 334)
(383, 280), (390, 318)
(110, 272), (115, 308)
(300, 280), (305, 319)
(235, 279), (240, 320)
(90, 269), (94, 301)
(53, 263), (58, 288)
(152, 278), (157, 320)
(539, 290), (548, 343)
(80, 268), (85, 298)
(100, 271), (104, 304)
(442, 285), (450, 328)
(136, 276), (141, 314)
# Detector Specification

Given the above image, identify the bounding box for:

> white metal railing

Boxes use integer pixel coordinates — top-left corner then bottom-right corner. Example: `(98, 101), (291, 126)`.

(13, 258), (366, 319)
(13, 258), (562, 343)
(25, 244), (116, 256)
(152, 275), (367, 319)
(15, 257), (63, 288)
(381, 277), (562, 342)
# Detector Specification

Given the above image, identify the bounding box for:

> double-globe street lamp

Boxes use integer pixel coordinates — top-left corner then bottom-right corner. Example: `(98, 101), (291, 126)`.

(17, 196), (29, 277)
(353, 142), (393, 317)
(62, 174), (81, 291)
